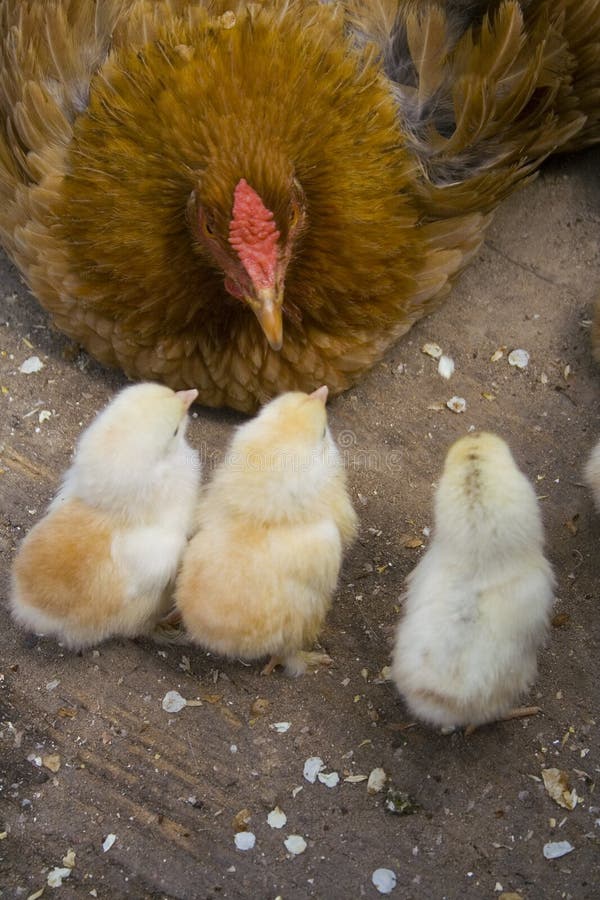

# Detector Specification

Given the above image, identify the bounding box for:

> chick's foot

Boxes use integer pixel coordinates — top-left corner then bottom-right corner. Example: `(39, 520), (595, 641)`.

(464, 705), (542, 736)
(283, 650), (333, 677)
(261, 651), (333, 677)
(499, 705), (542, 722)
(152, 609), (186, 644)
(261, 655), (284, 676)
(158, 608), (183, 627)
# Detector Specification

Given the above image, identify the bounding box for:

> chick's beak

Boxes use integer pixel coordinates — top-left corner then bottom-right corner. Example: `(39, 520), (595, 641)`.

(176, 388), (199, 411)
(310, 385), (329, 405)
(248, 287), (283, 352)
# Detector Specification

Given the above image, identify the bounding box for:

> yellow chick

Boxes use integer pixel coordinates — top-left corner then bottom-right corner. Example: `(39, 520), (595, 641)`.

(392, 432), (555, 732)
(174, 386), (357, 675)
(584, 439), (600, 509)
(10, 383), (200, 648)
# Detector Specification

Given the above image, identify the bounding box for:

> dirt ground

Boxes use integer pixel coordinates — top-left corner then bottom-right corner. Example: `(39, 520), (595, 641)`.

(1, 147), (599, 900)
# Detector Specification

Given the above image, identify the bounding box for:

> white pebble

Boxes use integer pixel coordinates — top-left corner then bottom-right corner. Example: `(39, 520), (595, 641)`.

(303, 756), (324, 783)
(284, 835), (307, 856)
(19, 356), (44, 374)
(162, 690), (187, 713)
(270, 722), (291, 733)
(47, 867), (72, 888)
(508, 348), (530, 369)
(372, 868), (397, 894)
(367, 768), (387, 794)
(543, 840), (574, 860)
(317, 771), (340, 788)
(102, 834), (116, 853)
(234, 831), (256, 851)
(267, 807), (287, 829)
(437, 355), (455, 380)
(446, 396), (466, 414)
(421, 342), (442, 359)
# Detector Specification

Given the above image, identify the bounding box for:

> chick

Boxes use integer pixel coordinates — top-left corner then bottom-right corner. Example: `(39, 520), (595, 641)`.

(174, 386), (357, 675)
(392, 432), (555, 732)
(10, 383), (201, 648)
(591, 294), (600, 364)
(584, 438), (600, 509)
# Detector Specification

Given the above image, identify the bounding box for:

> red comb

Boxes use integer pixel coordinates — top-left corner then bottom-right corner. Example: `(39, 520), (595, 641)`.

(229, 179), (280, 291)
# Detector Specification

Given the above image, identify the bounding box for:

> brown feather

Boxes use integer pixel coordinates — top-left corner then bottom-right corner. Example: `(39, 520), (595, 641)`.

(0, 0), (599, 411)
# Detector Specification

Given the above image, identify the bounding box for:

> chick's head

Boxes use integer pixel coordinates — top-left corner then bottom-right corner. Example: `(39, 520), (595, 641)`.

(435, 431), (543, 555)
(215, 385), (339, 522)
(68, 383), (198, 512)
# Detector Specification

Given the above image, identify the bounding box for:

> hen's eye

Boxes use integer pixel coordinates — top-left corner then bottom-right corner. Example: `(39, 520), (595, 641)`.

(289, 204), (299, 227)
(203, 219), (215, 237)
(322, 427), (327, 439)
(173, 425), (179, 438)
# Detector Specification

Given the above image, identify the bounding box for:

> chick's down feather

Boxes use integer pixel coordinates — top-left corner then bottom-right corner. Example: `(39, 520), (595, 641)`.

(0, 1), (599, 410)
(392, 432), (555, 730)
(174, 386), (358, 674)
(10, 382), (201, 648)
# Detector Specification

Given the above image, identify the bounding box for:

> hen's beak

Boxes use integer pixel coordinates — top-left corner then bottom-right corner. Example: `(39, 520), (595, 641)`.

(248, 287), (283, 351)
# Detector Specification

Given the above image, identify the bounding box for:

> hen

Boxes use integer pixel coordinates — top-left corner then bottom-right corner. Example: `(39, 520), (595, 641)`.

(0, 0), (599, 411)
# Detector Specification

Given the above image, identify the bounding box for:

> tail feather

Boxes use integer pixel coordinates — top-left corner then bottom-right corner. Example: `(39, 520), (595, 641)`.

(560, 0), (600, 148)
(345, 0), (597, 218)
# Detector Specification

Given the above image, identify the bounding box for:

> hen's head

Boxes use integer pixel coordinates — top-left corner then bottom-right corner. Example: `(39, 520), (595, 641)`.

(188, 175), (306, 350)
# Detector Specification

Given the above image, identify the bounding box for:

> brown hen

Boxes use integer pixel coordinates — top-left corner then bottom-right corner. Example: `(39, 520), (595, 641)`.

(0, 0), (599, 411)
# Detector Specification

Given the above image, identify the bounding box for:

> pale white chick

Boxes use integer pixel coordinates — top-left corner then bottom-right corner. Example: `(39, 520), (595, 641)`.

(584, 438), (600, 509)
(392, 432), (555, 732)
(11, 383), (201, 648)
(174, 386), (358, 675)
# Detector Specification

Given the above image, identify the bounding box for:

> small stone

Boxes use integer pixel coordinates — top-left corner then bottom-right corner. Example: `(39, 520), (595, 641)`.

(42, 754), (61, 773)
(102, 833), (116, 853)
(251, 698), (269, 716)
(270, 722), (291, 733)
(267, 807), (287, 829)
(446, 396), (466, 414)
(508, 348), (529, 369)
(317, 771), (340, 788)
(234, 831), (256, 851)
(421, 342), (443, 359)
(368, 768), (387, 794)
(162, 690), (187, 713)
(47, 867), (72, 888)
(437, 355), (455, 379)
(284, 834), (307, 855)
(19, 356), (44, 374)
(372, 868), (397, 894)
(543, 840), (574, 860)
(303, 756), (324, 783)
